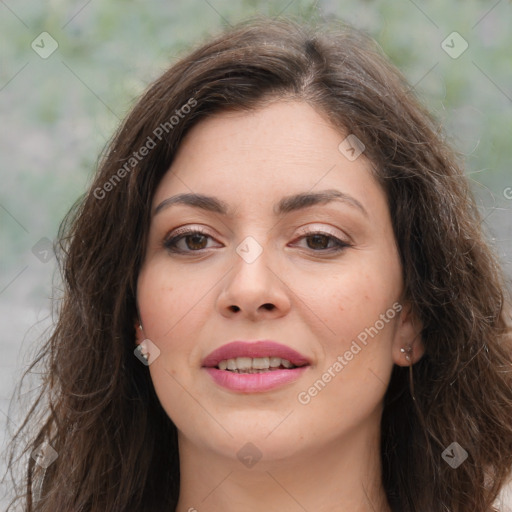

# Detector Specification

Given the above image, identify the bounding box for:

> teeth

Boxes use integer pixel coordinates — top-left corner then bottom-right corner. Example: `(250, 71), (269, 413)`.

(252, 357), (270, 370)
(216, 357), (296, 371)
(236, 357), (252, 370)
(269, 357), (281, 368)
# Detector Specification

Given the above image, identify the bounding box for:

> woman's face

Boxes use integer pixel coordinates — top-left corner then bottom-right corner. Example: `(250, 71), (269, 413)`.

(136, 100), (420, 464)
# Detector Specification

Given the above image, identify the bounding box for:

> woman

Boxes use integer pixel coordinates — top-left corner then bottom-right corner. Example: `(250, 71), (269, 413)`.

(4, 16), (512, 512)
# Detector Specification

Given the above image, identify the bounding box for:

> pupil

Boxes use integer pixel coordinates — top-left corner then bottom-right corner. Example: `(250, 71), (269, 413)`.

(308, 234), (328, 250)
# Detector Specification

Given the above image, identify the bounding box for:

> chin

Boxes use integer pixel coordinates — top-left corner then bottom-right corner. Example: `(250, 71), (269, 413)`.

(183, 414), (308, 461)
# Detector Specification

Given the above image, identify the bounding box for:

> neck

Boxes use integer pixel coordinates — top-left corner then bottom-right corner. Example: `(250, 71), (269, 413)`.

(175, 416), (391, 512)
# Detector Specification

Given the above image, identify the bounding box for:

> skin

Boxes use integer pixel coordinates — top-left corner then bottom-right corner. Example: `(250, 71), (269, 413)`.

(135, 100), (424, 512)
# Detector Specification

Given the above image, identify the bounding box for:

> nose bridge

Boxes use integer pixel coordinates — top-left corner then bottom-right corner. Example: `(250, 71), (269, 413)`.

(235, 235), (266, 266)
(218, 233), (290, 317)
(231, 234), (273, 291)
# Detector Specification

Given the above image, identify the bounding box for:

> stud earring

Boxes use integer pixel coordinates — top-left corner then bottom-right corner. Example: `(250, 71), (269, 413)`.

(138, 340), (149, 361)
(400, 346), (413, 363)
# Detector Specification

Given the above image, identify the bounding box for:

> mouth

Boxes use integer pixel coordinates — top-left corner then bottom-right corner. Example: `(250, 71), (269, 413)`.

(202, 341), (310, 392)
(202, 340), (310, 369)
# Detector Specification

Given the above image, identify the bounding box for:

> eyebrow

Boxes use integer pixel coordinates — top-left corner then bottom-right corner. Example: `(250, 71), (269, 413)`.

(153, 189), (368, 218)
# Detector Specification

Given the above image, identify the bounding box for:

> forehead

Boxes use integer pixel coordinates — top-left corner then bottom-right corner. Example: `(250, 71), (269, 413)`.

(152, 100), (383, 216)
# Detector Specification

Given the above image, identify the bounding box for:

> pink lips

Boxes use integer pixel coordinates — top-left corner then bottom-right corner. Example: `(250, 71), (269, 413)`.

(202, 341), (310, 393)
(202, 341), (310, 368)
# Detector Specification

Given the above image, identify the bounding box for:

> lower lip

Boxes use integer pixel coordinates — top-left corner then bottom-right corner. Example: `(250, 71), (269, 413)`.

(204, 367), (308, 392)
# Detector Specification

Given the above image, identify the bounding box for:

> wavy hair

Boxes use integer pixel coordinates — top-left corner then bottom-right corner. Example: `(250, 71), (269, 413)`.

(3, 16), (512, 512)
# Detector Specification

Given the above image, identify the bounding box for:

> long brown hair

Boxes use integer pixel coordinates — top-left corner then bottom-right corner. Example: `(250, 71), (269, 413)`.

(4, 16), (512, 512)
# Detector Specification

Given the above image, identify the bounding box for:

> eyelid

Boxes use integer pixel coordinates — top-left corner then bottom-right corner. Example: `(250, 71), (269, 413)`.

(168, 224), (214, 238)
(294, 223), (350, 242)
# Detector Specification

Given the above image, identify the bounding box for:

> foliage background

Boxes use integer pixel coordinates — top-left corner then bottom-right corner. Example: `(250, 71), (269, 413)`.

(1, 0), (511, 507)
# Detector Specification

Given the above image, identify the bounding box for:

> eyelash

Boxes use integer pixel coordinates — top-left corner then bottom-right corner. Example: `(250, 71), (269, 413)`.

(162, 227), (352, 255)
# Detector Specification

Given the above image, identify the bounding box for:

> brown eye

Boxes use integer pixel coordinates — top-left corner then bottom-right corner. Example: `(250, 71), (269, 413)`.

(293, 230), (352, 253)
(306, 234), (331, 250)
(163, 229), (217, 253)
(183, 233), (208, 250)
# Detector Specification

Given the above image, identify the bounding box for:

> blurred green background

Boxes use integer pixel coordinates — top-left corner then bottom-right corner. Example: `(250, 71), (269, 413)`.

(0, 1), (511, 507)
(1, 0), (511, 299)
(1, 0), (511, 308)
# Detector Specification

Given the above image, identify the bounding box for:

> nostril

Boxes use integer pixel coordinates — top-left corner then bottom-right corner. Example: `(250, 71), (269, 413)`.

(228, 304), (275, 312)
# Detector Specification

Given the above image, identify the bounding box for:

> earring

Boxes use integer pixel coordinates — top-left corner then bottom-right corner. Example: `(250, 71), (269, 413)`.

(138, 340), (149, 361)
(401, 346), (416, 401)
(135, 322), (149, 362)
(400, 346), (413, 363)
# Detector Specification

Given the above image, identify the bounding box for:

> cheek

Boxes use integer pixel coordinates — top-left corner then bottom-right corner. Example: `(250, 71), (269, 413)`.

(307, 263), (400, 341)
(137, 259), (206, 340)
(137, 264), (204, 429)
(296, 274), (398, 430)
(299, 255), (400, 397)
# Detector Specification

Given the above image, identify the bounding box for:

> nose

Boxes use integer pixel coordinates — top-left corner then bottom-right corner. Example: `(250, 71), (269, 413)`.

(216, 240), (291, 321)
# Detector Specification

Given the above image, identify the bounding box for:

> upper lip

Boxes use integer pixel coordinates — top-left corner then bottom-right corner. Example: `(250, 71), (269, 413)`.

(202, 341), (311, 368)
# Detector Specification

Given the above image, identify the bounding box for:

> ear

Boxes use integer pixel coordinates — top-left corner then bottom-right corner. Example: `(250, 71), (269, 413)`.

(391, 302), (425, 366)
